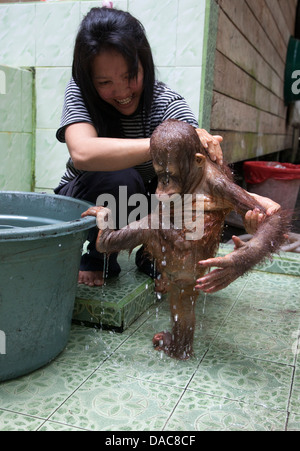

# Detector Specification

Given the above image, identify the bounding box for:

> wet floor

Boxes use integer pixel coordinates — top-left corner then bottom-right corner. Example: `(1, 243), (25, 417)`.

(0, 247), (299, 431)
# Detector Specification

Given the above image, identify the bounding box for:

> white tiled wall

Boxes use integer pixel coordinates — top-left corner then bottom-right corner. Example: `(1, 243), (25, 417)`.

(0, 0), (207, 191)
(0, 65), (33, 191)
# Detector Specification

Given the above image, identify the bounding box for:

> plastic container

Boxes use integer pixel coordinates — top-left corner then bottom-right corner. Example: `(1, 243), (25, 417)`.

(243, 161), (300, 211)
(0, 191), (95, 382)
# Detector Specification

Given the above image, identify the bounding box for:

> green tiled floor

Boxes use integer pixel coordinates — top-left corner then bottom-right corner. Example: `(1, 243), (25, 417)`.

(0, 247), (300, 431)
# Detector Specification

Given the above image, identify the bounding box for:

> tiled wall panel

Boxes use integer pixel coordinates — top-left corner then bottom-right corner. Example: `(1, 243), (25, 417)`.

(0, 0), (207, 191)
(0, 65), (33, 191)
(0, 4), (35, 67)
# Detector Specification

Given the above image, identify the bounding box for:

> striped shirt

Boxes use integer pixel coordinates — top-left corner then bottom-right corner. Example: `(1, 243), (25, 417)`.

(56, 78), (199, 187)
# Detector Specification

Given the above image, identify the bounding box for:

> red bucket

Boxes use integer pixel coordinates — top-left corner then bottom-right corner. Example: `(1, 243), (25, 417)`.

(243, 161), (300, 211)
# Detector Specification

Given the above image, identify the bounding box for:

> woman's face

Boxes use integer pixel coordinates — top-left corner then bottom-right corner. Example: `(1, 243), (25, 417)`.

(91, 50), (144, 115)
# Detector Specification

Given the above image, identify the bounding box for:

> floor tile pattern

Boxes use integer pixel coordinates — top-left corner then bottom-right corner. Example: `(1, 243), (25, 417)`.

(0, 247), (299, 431)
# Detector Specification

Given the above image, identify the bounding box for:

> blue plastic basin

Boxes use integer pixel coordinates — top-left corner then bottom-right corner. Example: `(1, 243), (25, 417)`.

(0, 191), (96, 381)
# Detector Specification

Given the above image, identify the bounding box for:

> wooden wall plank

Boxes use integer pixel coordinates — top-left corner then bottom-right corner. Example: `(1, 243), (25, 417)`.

(217, 9), (283, 98)
(278, 0), (295, 32)
(265, 0), (291, 45)
(211, 130), (292, 163)
(210, 0), (298, 163)
(219, 0), (284, 78)
(246, 0), (287, 63)
(214, 51), (285, 118)
(211, 92), (288, 134)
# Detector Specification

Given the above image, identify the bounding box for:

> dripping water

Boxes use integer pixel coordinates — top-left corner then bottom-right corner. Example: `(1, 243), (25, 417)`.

(153, 258), (163, 302)
(203, 292), (207, 315)
(102, 253), (110, 297)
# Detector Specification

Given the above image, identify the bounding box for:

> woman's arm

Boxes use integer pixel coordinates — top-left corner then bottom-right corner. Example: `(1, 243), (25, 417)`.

(65, 122), (151, 171)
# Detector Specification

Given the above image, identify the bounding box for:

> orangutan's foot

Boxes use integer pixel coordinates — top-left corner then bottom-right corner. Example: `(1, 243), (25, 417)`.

(153, 331), (172, 350)
(153, 331), (193, 360)
(154, 278), (170, 294)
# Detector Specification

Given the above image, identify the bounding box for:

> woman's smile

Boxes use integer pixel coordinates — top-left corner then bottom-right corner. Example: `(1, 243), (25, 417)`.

(92, 51), (144, 115)
(115, 96), (133, 105)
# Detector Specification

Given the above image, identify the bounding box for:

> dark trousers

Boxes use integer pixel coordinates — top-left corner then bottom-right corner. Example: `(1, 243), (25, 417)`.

(54, 169), (157, 276)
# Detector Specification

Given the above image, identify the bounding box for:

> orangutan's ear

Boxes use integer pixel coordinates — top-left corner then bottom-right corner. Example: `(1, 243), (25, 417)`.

(195, 153), (206, 167)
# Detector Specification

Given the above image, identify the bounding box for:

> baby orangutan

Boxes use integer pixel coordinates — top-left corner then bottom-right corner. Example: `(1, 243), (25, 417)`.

(82, 119), (289, 360)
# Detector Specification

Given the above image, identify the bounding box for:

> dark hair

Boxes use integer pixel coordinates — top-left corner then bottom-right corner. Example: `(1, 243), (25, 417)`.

(72, 7), (155, 137)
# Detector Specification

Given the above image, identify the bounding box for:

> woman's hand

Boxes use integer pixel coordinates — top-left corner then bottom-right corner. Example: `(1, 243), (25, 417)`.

(196, 129), (224, 166)
(244, 193), (281, 234)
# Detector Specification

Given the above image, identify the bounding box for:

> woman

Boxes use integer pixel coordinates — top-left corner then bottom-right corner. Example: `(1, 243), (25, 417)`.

(55, 6), (279, 288)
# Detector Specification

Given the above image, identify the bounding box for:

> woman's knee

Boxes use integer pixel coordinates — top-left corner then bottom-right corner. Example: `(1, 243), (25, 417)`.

(109, 168), (145, 198)
(57, 169), (145, 204)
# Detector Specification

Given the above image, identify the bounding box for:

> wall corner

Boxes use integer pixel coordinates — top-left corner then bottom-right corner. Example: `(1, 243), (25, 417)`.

(199, 0), (219, 131)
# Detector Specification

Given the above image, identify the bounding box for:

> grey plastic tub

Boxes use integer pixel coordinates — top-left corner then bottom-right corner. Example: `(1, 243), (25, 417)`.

(0, 191), (96, 381)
